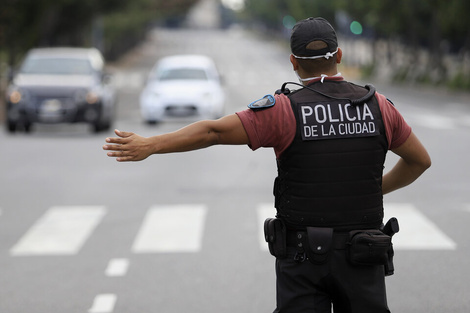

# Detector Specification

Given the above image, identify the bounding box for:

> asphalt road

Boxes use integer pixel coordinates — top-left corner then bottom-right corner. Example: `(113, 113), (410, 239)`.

(1, 26), (470, 313)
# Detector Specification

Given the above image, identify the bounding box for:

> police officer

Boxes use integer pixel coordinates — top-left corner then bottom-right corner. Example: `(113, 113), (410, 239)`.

(103, 17), (431, 313)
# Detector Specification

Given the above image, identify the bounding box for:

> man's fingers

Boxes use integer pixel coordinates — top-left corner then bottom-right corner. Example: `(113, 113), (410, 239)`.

(106, 149), (133, 160)
(115, 129), (134, 138)
(115, 150), (136, 162)
(105, 149), (120, 157)
(104, 129), (135, 146)
(103, 130), (146, 162)
(103, 142), (123, 151)
(116, 155), (133, 162)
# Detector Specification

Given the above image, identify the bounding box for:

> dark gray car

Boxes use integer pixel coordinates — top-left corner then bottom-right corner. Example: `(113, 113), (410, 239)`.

(5, 47), (116, 133)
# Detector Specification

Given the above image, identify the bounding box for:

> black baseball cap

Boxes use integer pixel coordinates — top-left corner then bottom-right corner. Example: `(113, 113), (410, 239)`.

(290, 17), (338, 59)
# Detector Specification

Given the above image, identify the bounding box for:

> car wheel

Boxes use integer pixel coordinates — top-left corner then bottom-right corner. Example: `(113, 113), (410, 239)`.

(23, 122), (32, 133)
(92, 121), (111, 133)
(6, 121), (17, 133)
(145, 119), (159, 125)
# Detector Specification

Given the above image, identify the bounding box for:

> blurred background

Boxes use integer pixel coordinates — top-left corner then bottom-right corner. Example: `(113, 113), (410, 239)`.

(1, 1), (470, 313)
(2, 0), (470, 92)
(2, 0), (470, 126)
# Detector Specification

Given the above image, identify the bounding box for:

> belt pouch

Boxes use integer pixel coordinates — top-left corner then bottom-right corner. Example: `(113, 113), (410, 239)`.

(264, 218), (287, 259)
(306, 227), (333, 264)
(347, 230), (391, 266)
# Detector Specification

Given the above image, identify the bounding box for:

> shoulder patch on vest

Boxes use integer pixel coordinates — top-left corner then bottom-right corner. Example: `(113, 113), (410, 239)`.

(248, 94), (276, 110)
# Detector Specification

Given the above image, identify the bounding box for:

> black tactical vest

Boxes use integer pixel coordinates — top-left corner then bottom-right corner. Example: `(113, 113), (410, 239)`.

(274, 80), (388, 231)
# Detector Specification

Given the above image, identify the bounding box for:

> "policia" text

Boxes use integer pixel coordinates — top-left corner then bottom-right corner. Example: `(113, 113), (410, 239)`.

(300, 102), (379, 140)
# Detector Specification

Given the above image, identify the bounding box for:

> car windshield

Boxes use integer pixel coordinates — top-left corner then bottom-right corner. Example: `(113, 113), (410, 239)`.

(157, 68), (208, 81)
(20, 57), (94, 75)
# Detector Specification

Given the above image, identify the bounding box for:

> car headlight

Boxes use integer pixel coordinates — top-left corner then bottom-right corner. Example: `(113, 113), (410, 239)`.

(75, 89), (100, 104)
(85, 91), (100, 104)
(9, 90), (22, 104)
(7, 87), (29, 104)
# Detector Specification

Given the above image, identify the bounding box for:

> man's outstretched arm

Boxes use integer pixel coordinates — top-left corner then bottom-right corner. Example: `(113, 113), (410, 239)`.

(102, 114), (250, 162)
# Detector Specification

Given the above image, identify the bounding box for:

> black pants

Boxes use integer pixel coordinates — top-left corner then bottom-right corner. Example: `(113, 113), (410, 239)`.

(274, 248), (391, 313)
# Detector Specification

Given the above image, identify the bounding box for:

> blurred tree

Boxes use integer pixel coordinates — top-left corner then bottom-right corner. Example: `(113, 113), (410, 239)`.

(242, 0), (470, 88)
(0, 0), (198, 70)
(285, 0), (337, 26)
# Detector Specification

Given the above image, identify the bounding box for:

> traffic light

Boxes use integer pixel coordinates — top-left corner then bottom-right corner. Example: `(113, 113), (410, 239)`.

(350, 21), (363, 35)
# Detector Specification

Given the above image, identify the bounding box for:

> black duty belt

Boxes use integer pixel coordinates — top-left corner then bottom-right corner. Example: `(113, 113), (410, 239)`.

(286, 230), (350, 250)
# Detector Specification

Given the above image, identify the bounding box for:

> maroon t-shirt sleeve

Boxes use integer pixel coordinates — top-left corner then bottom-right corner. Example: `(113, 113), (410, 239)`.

(375, 92), (412, 150)
(236, 94), (296, 158)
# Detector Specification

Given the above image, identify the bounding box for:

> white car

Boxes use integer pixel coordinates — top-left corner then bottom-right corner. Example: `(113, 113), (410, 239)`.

(140, 54), (225, 123)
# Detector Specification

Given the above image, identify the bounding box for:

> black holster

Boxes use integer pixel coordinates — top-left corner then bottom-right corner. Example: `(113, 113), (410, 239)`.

(264, 218), (287, 259)
(347, 229), (395, 275)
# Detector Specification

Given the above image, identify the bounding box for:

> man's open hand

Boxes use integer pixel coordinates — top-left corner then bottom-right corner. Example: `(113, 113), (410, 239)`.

(102, 129), (152, 162)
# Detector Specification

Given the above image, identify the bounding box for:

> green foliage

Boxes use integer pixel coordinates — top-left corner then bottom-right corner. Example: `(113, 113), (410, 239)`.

(448, 71), (470, 90)
(243, 0), (470, 90)
(0, 0), (198, 66)
(244, 0), (469, 53)
(360, 63), (376, 79)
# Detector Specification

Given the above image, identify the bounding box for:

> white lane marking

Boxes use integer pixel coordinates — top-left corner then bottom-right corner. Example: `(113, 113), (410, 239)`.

(132, 204), (207, 253)
(10, 206), (106, 256)
(88, 294), (117, 313)
(384, 203), (456, 250)
(112, 71), (145, 89)
(257, 203), (276, 251)
(407, 113), (455, 130)
(105, 258), (129, 277)
(461, 116), (470, 128)
(464, 204), (470, 213)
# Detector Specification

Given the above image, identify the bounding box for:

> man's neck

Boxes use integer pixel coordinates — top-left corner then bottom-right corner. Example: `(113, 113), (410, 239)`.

(299, 72), (341, 85)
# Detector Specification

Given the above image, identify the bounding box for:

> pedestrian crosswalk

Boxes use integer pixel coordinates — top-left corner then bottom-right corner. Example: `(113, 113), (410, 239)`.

(4, 203), (460, 257)
(383, 203), (456, 250)
(405, 112), (468, 130)
(131, 204), (207, 253)
(401, 107), (470, 130)
(10, 206), (107, 256)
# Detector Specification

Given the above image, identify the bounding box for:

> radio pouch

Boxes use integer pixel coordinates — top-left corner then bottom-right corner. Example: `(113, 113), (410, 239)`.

(305, 227), (333, 264)
(264, 218), (287, 259)
(347, 229), (392, 266)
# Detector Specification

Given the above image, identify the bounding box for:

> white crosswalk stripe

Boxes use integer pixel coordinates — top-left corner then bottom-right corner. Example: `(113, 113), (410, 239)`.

(131, 204), (207, 253)
(404, 109), (470, 130)
(5, 203), (460, 256)
(384, 203), (457, 250)
(10, 206), (107, 256)
(407, 113), (456, 130)
(88, 294), (117, 313)
(105, 258), (130, 277)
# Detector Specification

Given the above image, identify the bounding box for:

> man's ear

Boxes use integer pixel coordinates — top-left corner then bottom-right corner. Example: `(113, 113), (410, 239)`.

(290, 54), (299, 71)
(336, 48), (343, 64)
